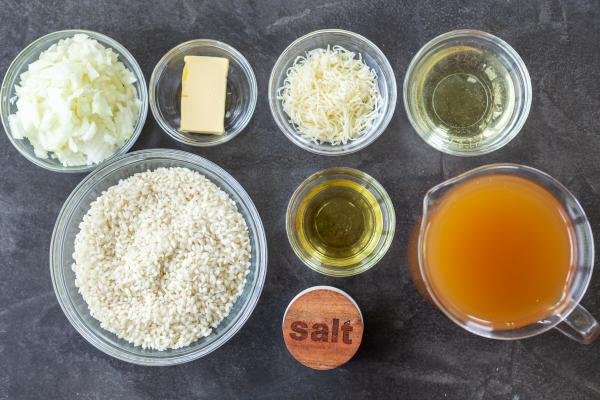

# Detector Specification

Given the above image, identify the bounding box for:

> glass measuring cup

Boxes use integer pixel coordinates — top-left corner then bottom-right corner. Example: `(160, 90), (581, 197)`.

(413, 164), (599, 343)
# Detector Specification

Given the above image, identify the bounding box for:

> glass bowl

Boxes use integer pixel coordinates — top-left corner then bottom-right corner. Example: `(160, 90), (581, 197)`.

(286, 167), (395, 277)
(268, 29), (397, 156)
(50, 149), (268, 365)
(403, 29), (532, 156)
(149, 40), (257, 147)
(0, 29), (148, 173)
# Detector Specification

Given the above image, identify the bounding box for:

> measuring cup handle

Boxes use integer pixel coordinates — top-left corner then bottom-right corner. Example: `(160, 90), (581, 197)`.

(555, 304), (600, 344)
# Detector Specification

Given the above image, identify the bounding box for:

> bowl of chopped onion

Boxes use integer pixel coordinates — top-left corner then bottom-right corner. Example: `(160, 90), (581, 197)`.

(268, 29), (397, 156)
(1, 29), (148, 173)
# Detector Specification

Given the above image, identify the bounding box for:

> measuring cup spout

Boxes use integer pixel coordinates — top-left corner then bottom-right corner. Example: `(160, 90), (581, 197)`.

(422, 177), (457, 220)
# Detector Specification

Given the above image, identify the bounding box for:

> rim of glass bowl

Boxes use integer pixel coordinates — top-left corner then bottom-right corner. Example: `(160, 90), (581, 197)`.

(285, 167), (396, 277)
(149, 39), (257, 147)
(268, 29), (397, 156)
(403, 29), (532, 157)
(0, 29), (148, 173)
(49, 149), (268, 365)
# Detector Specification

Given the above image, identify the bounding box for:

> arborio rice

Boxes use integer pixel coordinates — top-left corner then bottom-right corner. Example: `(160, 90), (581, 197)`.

(72, 167), (251, 350)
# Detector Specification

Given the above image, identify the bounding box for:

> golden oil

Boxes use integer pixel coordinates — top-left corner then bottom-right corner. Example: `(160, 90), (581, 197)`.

(413, 45), (515, 145)
(295, 179), (383, 267)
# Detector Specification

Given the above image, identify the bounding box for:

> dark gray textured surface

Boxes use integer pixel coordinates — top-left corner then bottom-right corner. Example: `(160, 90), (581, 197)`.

(2, 0), (600, 399)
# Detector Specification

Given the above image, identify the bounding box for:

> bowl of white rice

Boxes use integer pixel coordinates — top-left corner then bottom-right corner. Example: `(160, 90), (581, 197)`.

(50, 149), (267, 365)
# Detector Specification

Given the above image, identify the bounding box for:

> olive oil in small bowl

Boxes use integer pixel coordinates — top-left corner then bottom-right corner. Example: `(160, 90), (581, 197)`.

(404, 30), (531, 156)
(286, 168), (395, 277)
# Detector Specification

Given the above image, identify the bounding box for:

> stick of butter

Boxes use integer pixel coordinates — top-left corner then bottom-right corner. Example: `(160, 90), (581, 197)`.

(180, 55), (229, 134)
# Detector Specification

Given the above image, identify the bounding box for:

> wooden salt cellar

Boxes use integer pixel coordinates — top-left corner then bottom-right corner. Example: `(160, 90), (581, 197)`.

(282, 286), (364, 370)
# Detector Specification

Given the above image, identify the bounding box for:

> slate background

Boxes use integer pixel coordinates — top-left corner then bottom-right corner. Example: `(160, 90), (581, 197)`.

(2, 1), (600, 399)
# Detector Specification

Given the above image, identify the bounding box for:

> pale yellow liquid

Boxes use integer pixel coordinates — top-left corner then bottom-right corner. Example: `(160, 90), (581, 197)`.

(296, 179), (383, 267)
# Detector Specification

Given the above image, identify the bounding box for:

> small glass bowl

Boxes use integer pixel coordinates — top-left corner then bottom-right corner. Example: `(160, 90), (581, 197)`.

(286, 167), (395, 277)
(403, 30), (532, 156)
(150, 40), (257, 147)
(0, 29), (148, 173)
(50, 149), (268, 365)
(268, 29), (397, 156)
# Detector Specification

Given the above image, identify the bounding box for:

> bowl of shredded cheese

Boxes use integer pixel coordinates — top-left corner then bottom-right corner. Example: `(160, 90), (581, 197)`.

(1, 30), (148, 172)
(269, 29), (397, 156)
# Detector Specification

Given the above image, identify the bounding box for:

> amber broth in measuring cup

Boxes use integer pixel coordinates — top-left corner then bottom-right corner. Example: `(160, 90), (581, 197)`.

(422, 174), (575, 330)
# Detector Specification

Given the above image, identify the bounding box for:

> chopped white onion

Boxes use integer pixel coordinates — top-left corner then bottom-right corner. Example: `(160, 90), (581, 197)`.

(8, 34), (141, 167)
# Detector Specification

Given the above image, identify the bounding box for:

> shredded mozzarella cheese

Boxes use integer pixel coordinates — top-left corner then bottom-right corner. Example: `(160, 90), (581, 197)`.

(277, 45), (382, 145)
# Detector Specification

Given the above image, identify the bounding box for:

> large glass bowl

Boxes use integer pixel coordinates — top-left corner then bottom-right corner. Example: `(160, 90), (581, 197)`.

(0, 29), (148, 173)
(149, 39), (257, 147)
(269, 29), (397, 156)
(50, 149), (268, 365)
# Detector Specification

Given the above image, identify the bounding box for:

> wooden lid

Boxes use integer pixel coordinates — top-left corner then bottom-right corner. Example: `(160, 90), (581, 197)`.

(282, 286), (364, 370)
